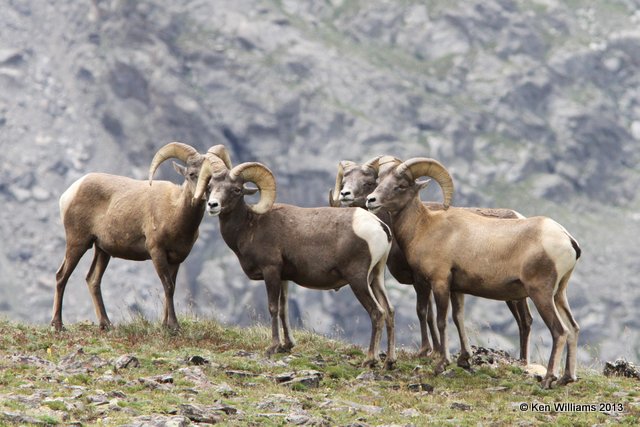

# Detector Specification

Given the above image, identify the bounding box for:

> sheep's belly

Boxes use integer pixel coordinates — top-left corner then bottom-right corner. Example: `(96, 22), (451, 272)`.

(97, 240), (150, 261)
(451, 277), (528, 301)
(286, 269), (350, 291)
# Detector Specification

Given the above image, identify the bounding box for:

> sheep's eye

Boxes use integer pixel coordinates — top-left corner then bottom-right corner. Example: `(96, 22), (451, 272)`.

(394, 185), (407, 192)
(189, 172), (197, 178)
(233, 187), (243, 194)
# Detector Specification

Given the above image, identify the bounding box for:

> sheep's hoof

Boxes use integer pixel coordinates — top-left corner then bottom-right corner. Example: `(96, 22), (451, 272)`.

(162, 319), (181, 332)
(265, 344), (282, 358)
(557, 374), (576, 386)
(276, 344), (293, 354)
(51, 322), (65, 333)
(361, 358), (379, 369)
(457, 354), (471, 370)
(541, 374), (558, 389)
(384, 359), (397, 370)
(99, 322), (113, 331)
(280, 341), (295, 352)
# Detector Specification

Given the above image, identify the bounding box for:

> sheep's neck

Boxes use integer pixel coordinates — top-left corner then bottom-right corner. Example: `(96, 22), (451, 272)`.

(218, 201), (252, 254)
(391, 196), (429, 253)
(175, 188), (206, 235)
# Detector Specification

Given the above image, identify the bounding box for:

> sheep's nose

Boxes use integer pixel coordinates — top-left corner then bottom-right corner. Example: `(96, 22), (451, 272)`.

(208, 201), (219, 209)
(367, 196), (376, 204)
(340, 190), (351, 198)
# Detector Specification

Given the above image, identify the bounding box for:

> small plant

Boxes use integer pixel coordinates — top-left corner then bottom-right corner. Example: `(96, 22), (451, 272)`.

(43, 400), (67, 411)
(37, 415), (60, 425)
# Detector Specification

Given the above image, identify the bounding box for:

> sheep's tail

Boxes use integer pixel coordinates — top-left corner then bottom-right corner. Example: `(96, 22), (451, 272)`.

(570, 236), (581, 260)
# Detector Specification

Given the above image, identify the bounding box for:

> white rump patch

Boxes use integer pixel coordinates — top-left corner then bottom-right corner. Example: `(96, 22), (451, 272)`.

(352, 209), (391, 271)
(59, 175), (87, 223)
(540, 218), (577, 291)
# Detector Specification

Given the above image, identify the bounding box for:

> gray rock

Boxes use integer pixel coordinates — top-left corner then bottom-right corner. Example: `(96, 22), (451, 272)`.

(138, 374), (174, 390)
(119, 415), (191, 427)
(407, 383), (434, 393)
(275, 370), (323, 388)
(450, 402), (472, 411)
(1, 412), (48, 426)
(178, 403), (224, 423)
(186, 355), (209, 365)
(177, 366), (212, 388)
(286, 412), (311, 425)
(603, 359), (640, 380)
(115, 355), (140, 370)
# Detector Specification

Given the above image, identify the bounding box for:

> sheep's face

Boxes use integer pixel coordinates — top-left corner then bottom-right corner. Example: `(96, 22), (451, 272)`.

(339, 166), (377, 208)
(205, 172), (258, 216)
(204, 171), (241, 216)
(173, 158), (204, 193)
(366, 171), (429, 214)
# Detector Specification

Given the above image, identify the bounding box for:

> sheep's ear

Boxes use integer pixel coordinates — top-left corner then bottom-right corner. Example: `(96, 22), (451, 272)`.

(243, 184), (259, 195)
(416, 178), (431, 191)
(172, 161), (187, 177)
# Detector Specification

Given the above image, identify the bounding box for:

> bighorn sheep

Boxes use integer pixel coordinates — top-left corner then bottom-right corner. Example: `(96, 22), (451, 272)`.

(194, 150), (396, 368)
(51, 142), (230, 332)
(365, 158), (581, 388)
(329, 156), (533, 364)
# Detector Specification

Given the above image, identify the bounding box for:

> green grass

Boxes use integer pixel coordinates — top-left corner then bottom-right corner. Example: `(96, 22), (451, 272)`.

(0, 317), (638, 425)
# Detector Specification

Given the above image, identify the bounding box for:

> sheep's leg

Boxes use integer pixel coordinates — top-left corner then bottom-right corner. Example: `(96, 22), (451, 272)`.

(263, 268), (284, 357)
(150, 252), (180, 331)
(370, 262), (396, 370)
(168, 264), (180, 327)
(426, 290), (440, 350)
(505, 300), (521, 355)
(51, 242), (90, 332)
(85, 246), (112, 330)
(432, 281), (451, 375)
(413, 279), (434, 357)
(279, 280), (296, 352)
(350, 280), (385, 368)
(450, 292), (471, 370)
(555, 281), (579, 385)
(527, 285), (568, 389)
(516, 299), (532, 364)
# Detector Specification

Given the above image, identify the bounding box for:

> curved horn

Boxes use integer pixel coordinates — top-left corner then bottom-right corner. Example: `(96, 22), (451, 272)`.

(397, 157), (454, 208)
(193, 154), (230, 200)
(193, 158), (213, 201)
(378, 155), (403, 178)
(149, 142), (200, 185)
(330, 162), (345, 207)
(229, 162), (276, 214)
(330, 160), (356, 207)
(362, 155), (383, 173)
(207, 144), (232, 169)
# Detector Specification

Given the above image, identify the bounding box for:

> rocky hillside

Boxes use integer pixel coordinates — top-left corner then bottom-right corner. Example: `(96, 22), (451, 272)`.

(1, 319), (638, 425)
(1, 0), (639, 365)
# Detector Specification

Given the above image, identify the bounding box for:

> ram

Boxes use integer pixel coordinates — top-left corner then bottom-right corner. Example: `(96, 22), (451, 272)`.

(194, 150), (396, 368)
(51, 143), (229, 332)
(366, 157), (581, 388)
(330, 156), (532, 364)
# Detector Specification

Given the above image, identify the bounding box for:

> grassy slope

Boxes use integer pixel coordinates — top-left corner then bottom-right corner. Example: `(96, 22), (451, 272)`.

(0, 318), (638, 426)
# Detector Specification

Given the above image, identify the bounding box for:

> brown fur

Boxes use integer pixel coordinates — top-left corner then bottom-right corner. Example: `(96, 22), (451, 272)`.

(52, 155), (206, 332)
(333, 160), (531, 361)
(201, 160), (396, 369)
(367, 162), (580, 388)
